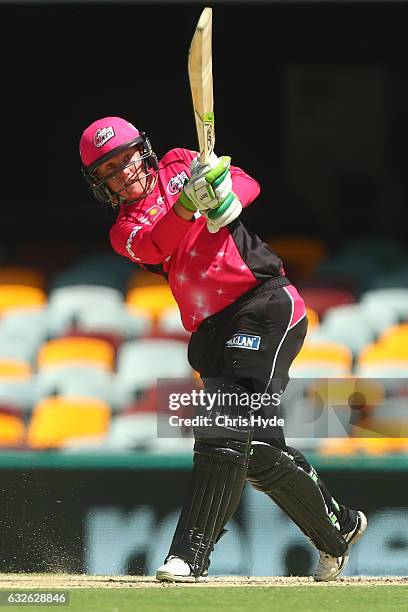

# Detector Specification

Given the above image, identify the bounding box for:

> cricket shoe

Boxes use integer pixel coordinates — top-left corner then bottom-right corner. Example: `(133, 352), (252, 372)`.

(313, 510), (368, 582)
(155, 556), (208, 583)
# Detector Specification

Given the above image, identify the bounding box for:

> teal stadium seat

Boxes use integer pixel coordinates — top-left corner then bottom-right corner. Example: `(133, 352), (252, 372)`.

(0, 309), (49, 362)
(315, 239), (407, 292)
(50, 251), (135, 293)
(46, 285), (124, 335)
(308, 304), (375, 356)
(359, 289), (408, 332)
(32, 366), (118, 409)
(158, 307), (189, 337)
(75, 302), (152, 338)
(115, 338), (193, 406)
(0, 379), (34, 412)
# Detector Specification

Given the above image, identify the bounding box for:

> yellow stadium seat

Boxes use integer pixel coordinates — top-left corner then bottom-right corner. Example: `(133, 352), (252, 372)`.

(294, 341), (352, 368)
(308, 377), (385, 410)
(356, 438), (408, 455)
(27, 396), (111, 448)
(318, 438), (359, 456)
(37, 337), (115, 371)
(306, 307), (319, 330)
(378, 324), (408, 347)
(127, 270), (168, 290)
(319, 437), (408, 456)
(0, 359), (32, 379)
(352, 418), (408, 439)
(266, 236), (327, 279)
(0, 266), (45, 289)
(358, 342), (408, 365)
(0, 413), (25, 446)
(126, 285), (178, 321)
(0, 285), (47, 315)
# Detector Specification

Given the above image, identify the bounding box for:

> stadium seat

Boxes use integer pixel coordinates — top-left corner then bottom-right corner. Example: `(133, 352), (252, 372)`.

(46, 285), (123, 335)
(75, 301), (151, 338)
(0, 308), (50, 361)
(318, 437), (408, 456)
(115, 338), (193, 405)
(50, 252), (135, 292)
(299, 287), (355, 319)
(0, 266), (45, 289)
(32, 366), (117, 408)
(355, 342), (408, 385)
(0, 334), (40, 362)
(37, 337), (115, 371)
(102, 413), (158, 450)
(0, 359), (31, 379)
(158, 306), (189, 336)
(126, 285), (178, 322)
(0, 379), (34, 412)
(305, 307), (319, 331)
(379, 323), (408, 347)
(127, 270), (168, 290)
(358, 342), (408, 365)
(290, 341), (353, 377)
(335, 237), (406, 267)
(307, 377), (385, 411)
(62, 330), (123, 355)
(0, 413), (25, 447)
(360, 288), (408, 323)
(368, 262), (408, 290)
(265, 236), (327, 280)
(27, 396), (111, 449)
(308, 304), (375, 355)
(0, 285), (47, 316)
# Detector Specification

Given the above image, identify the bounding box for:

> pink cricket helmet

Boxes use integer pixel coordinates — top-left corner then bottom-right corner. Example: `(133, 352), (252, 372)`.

(80, 117), (141, 168)
(79, 116), (158, 206)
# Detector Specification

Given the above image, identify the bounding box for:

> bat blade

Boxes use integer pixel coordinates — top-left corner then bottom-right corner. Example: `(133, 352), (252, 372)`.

(188, 7), (214, 165)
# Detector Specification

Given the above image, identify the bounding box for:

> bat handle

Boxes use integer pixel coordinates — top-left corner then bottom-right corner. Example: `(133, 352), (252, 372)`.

(199, 151), (210, 166)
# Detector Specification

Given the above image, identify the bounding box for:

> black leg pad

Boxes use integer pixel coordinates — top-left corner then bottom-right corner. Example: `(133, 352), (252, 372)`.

(167, 380), (253, 576)
(247, 443), (348, 557)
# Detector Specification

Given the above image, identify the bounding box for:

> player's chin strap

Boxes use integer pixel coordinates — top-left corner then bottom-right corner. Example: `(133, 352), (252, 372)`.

(247, 442), (348, 557)
(166, 380), (253, 577)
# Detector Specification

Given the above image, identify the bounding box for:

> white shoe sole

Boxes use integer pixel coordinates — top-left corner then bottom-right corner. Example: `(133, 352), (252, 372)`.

(314, 511), (368, 582)
(155, 570), (208, 583)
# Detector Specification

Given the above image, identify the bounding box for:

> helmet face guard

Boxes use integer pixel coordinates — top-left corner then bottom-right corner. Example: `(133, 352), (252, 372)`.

(80, 118), (158, 207)
(82, 133), (158, 207)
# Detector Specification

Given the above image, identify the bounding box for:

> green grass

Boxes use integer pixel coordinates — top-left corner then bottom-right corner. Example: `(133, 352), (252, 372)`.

(2, 586), (408, 612)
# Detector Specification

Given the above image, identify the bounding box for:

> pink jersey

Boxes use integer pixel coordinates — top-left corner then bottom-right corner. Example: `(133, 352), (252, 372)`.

(110, 148), (285, 332)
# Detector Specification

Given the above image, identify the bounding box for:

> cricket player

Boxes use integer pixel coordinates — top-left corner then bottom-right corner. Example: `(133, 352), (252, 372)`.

(80, 116), (367, 582)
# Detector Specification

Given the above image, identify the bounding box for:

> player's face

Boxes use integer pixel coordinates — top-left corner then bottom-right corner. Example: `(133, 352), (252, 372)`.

(96, 146), (148, 201)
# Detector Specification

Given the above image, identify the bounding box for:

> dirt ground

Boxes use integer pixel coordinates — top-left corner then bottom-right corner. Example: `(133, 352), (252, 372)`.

(1, 575), (407, 589)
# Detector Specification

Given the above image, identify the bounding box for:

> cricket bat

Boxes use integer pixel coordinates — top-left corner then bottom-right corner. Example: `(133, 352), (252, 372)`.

(188, 7), (214, 165)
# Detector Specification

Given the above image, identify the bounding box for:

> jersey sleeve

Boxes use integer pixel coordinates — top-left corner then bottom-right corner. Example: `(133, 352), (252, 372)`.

(230, 164), (261, 209)
(109, 205), (194, 265)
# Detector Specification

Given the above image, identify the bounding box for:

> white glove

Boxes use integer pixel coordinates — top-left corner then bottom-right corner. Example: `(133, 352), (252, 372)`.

(180, 154), (232, 212)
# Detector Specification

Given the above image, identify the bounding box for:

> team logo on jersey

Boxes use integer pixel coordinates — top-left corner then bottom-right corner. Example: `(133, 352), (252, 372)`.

(93, 126), (115, 148)
(167, 171), (189, 195)
(225, 333), (261, 350)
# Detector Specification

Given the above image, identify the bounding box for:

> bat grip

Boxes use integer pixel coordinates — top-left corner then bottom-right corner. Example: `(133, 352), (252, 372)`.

(199, 152), (210, 165)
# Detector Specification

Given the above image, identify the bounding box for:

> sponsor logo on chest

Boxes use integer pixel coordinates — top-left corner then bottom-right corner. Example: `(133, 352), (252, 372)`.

(225, 333), (261, 350)
(167, 171), (189, 195)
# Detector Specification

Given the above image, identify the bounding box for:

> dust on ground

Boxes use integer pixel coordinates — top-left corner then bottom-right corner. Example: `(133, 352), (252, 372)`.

(1, 575), (408, 589)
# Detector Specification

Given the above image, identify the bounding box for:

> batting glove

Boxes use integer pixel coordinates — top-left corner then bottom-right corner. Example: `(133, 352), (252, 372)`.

(205, 193), (243, 233)
(178, 154), (232, 212)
